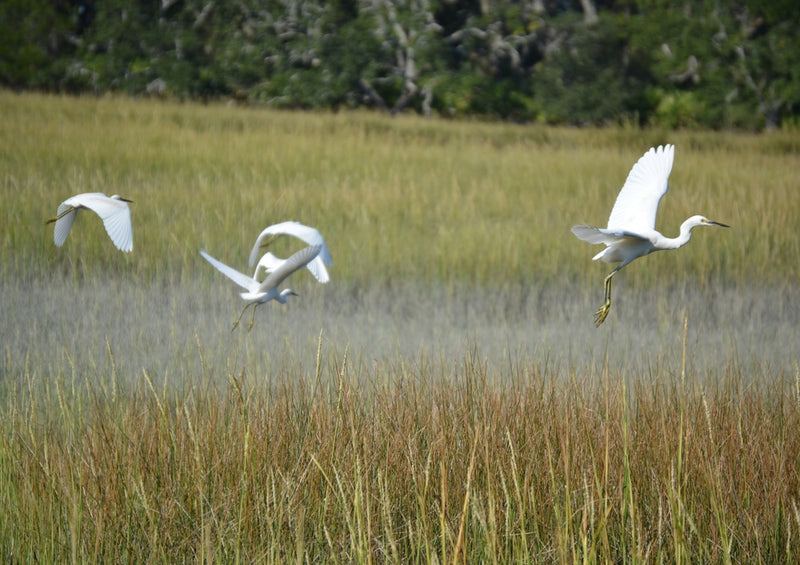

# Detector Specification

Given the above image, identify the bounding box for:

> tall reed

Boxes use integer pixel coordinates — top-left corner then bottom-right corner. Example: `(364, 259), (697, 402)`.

(1, 334), (798, 561)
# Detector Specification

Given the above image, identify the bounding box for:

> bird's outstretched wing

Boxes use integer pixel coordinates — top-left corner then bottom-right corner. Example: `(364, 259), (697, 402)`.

(253, 252), (281, 279)
(571, 225), (650, 262)
(571, 225), (616, 245)
(62, 192), (134, 252)
(200, 250), (261, 293)
(259, 244), (323, 291)
(249, 221), (333, 275)
(254, 251), (330, 283)
(53, 206), (78, 248)
(606, 144), (674, 234)
(571, 225), (646, 244)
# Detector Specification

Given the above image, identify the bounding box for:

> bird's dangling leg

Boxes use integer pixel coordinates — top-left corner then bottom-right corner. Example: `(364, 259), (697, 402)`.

(232, 304), (251, 331)
(594, 267), (620, 326)
(247, 304), (258, 331)
(45, 206), (74, 225)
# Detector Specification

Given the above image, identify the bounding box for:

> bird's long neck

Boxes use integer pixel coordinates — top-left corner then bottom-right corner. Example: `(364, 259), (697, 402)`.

(654, 218), (696, 250)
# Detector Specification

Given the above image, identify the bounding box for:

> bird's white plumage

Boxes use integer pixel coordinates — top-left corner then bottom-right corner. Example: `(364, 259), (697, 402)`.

(51, 192), (133, 252)
(200, 250), (262, 293)
(571, 144), (727, 326)
(53, 205), (78, 247)
(258, 244), (324, 291)
(201, 244), (323, 304)
(571, 226), (652, 263)
(605, 144), (674, 234)
(254, 251), (330, 283)
(248, 221), (332, 283)
(202, 244), (324, 329)
(253, 252), (282, 279)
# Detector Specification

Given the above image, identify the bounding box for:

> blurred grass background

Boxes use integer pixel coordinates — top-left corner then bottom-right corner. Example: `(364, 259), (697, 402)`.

(3, 91), (798, 289)
(2, 90), (799, 379)
(1, 91), (800, 562)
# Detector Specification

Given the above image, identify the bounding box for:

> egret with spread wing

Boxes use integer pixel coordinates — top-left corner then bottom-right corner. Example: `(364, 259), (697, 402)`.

(572, 144), (728, 326)
(249, 221), (332, 283)
(47, 192), (133, 252)
(201, 244), (323, 330)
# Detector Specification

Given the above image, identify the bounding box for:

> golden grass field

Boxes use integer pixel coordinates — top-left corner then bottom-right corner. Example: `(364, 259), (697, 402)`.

(1, 91), (799, 562)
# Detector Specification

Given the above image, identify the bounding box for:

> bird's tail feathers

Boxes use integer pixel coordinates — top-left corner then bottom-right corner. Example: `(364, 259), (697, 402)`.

(571, 225), (608, 244)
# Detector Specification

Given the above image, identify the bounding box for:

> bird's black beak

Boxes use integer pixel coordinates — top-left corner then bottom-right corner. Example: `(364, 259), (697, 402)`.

(120, 197), (134, 203)
(710, 220), (729, 228)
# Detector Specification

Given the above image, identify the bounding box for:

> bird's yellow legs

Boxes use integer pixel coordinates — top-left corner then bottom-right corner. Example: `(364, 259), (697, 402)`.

(45, 206), (75, 224)
(594, 267), (620, 326)
(232, 304), (258, 331)
(231, 305), (247, 331)
(247, 306), (257, 331)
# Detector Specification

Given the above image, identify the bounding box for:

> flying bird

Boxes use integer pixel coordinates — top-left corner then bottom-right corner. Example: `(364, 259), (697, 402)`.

(47, 192), (133, 252)
(572, 144), (728, 326)
(248, 221), (332, 283)
(201, 244), (324, 331)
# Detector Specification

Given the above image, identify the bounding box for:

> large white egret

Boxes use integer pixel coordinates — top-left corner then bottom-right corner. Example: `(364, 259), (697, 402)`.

(47, 192), (133, 253)
(248, 221), (332, 283)
(572, 144), (728, 326)
(201, 244), (323, 330)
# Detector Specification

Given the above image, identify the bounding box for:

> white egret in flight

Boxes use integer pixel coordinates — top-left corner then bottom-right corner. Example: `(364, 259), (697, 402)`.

(572, 144), (728, 326)
(47, 193), (133, 252)
(201, 244), (324, 330)
(248, 221), (332, 283)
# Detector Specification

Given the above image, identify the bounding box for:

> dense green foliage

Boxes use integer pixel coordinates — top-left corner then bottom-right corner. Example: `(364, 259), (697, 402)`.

(3, 0), (799, 129)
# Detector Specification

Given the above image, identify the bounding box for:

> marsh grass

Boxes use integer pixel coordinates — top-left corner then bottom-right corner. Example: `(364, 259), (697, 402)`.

(2, 92), (799, 287)
(1, 334), (799, 562)
(1, 92), (800, 561)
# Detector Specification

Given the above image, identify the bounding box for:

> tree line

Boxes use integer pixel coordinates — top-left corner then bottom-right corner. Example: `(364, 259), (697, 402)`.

(2, 0), (798, 130)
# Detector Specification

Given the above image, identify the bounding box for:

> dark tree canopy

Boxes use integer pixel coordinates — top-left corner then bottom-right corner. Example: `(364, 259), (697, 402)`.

(3, 0), (799, 130)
